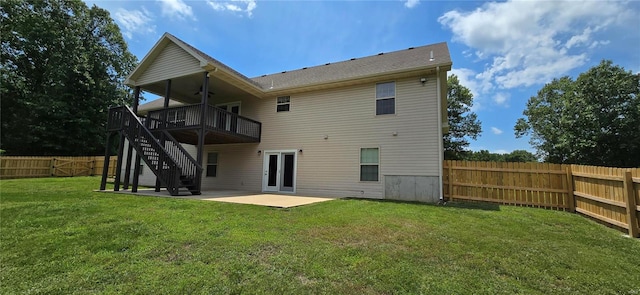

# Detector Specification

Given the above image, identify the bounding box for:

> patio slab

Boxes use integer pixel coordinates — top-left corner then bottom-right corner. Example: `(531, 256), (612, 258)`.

(97, 189), (337, 208)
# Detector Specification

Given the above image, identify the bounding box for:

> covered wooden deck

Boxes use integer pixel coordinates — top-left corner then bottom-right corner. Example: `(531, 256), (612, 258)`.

(145, 104), (261, 145)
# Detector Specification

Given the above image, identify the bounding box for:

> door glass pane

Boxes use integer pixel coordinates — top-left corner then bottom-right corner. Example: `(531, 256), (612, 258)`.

(282, 154), (294, 189)
(268, 155), (278, 186)
(231, 106), (240, 114)
(360, 148), (379, 164)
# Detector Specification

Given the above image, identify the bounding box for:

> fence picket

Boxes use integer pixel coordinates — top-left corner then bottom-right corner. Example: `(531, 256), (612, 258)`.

(442, 161), (639, 237)
(1, 156), (118, 179)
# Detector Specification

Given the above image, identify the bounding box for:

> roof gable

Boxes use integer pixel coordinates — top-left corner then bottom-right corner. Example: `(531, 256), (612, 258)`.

(126, 33), (208, 86)
(135, 41), (203, 85)
(126, 32), (452, 98)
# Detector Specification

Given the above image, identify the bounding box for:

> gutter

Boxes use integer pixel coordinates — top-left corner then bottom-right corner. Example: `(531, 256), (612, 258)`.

(436, 66), (444, 201)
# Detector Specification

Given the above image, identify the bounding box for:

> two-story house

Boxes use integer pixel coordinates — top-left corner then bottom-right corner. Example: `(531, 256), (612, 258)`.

(100, 33), (451, 203)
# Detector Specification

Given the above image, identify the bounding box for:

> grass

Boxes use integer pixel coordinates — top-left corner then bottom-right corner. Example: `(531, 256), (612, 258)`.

(1, 177), (639, 294)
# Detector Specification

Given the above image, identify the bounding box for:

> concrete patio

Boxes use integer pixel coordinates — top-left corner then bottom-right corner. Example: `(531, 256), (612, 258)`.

(98, 189), (338, 208)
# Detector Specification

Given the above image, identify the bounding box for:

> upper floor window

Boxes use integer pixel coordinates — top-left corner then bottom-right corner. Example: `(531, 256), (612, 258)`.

(376, 82), (395, 115)
(277, 96), (290, 112)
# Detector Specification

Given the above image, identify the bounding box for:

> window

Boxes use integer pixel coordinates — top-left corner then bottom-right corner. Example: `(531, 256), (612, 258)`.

(277, 96), (290, 112)
(206, 152), (218, 177)
(167, 109), (186, 126)
(376, 82), (395, 115)
(360, 148), (379, 181)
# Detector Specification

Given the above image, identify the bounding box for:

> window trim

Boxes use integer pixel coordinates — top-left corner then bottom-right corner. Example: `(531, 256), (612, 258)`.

(276, 96), (291, 112)
(206, 152), (218, 178)
(359, 147), (380, 182)
(375, 81), (396, 115)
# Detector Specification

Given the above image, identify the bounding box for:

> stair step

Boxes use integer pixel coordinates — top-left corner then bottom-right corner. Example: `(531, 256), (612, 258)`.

(113, 106), (200, 197)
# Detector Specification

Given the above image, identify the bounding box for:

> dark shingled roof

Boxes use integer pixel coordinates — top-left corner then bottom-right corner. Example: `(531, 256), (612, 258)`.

(251, 43), (450, 91)
(167, 33), (450, 92)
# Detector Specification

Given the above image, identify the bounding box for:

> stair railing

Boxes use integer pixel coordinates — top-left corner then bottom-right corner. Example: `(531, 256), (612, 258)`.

(108, 106), (189, 195)
(157, 130), (202, 185)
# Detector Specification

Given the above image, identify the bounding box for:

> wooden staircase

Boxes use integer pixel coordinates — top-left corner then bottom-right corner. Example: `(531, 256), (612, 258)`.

(107, 106), (202, 196)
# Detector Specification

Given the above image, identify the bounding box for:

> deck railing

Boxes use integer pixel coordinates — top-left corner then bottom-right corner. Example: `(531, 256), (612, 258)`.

(146, 104), (261, 141)
(206, 105), (261, 140)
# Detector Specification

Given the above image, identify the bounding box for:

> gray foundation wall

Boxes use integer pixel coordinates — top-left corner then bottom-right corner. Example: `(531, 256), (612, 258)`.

(384, 175), (441, 203)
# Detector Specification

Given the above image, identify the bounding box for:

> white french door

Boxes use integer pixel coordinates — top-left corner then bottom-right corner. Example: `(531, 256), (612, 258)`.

(262, 150), (296, 193)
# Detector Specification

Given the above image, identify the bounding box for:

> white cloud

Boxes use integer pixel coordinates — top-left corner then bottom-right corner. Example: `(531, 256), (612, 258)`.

(491, 127), (503, 135)
(158, 0), (195, 20)
(404, 0), (420, 9)
(493, 149), (509, 154)
(565, 27), (592, 49)
(450, 68), (479, 99)
(207, 0), (257, 17)
(450, 68), (483, 111)
(438, 1), (631, 92)
(113, 8), (155, 39)
(493, 92), (509, 106)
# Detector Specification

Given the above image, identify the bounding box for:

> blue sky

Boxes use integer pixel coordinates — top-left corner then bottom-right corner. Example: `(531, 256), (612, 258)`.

(84, 0), (640, 154)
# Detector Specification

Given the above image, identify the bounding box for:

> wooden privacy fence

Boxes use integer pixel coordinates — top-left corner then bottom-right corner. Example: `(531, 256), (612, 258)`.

(444, 160), (640, 238)
(0, 156), (118, 179)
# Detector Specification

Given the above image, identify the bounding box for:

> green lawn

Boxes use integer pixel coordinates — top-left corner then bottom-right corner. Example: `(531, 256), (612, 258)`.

(1, 177), (639, 294)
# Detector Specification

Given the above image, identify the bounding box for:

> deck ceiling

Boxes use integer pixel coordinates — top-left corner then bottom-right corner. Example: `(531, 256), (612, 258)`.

(141, 72), (256, 104)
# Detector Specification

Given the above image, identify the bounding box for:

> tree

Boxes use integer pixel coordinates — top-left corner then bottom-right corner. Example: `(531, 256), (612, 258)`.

(504, 150), (538, 162)
(444, 75), (482, 160)
(1, 0), (137, 155)
(465, 150), (504, 162)
(515, 60), (640, 167)
(461, 149), (538, 162)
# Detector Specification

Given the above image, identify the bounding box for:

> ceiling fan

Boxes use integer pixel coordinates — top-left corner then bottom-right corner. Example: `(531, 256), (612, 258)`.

(194, 86), (214, 97)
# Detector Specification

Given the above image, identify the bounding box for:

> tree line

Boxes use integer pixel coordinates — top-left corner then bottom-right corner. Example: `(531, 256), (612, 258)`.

(443, 62), (638, 167)
(1, 0), (136, 155)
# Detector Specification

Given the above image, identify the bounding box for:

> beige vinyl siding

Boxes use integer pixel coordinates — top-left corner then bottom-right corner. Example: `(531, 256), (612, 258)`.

(201, 144), (261, 191)
(137, 42), (204, 85)
(201, 75), (440, 198)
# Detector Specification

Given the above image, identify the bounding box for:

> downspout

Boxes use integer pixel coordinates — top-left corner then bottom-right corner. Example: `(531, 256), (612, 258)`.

(436, 66), (444, 201)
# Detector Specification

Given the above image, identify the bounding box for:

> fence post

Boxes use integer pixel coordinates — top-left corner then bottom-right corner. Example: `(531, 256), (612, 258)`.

(90, 157), (96, 176)
(623, 170), (639, 238)
(565, 165), (575, 212)
(50, 158), (56, 176)
(448, 161), (454, 202)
